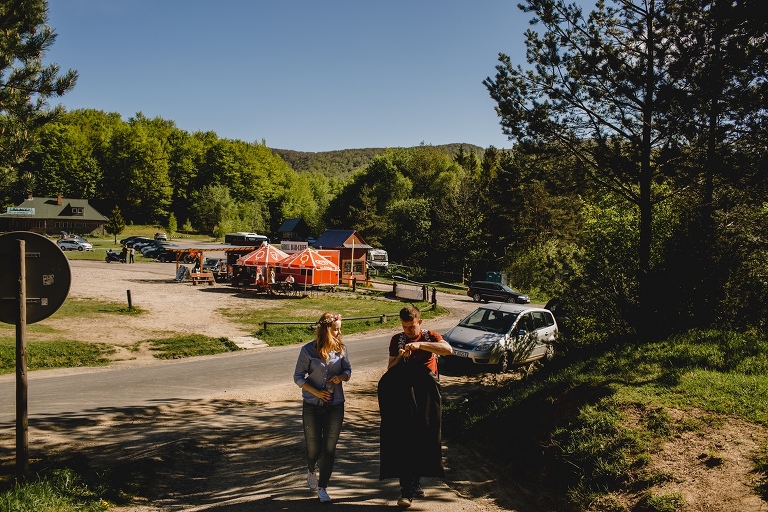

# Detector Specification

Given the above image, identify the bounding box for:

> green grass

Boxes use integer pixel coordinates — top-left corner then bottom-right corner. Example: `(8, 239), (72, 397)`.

(0, 338), (115, 374)
(145, 334), (240, 359)
(0, 297), (144, 374)
(0, 468), (114, 512)
(442, 328), (768, 510)
(221, 298), (443, 346)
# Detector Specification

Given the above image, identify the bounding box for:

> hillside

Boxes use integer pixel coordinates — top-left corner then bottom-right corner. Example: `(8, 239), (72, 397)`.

(272, 143), (485, 178)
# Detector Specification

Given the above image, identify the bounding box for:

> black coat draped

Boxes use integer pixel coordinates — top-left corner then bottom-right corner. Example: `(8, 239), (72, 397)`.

(377, 360), (444, 480)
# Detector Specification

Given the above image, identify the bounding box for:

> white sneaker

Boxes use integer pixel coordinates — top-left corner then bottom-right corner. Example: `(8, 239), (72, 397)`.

(307, 469), (318, 490)
(318, 487), (332, 503)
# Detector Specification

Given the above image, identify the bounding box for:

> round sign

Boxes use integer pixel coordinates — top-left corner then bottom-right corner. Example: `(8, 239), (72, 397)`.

(0, 231), (71, 324)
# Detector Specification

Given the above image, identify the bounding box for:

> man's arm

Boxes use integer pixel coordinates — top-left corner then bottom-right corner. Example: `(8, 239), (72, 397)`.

(387, 352), (404, 370)
(404, 339), (453, 356)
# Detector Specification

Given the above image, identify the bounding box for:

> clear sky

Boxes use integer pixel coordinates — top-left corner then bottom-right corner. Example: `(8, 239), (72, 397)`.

(45, 1), (537, 153)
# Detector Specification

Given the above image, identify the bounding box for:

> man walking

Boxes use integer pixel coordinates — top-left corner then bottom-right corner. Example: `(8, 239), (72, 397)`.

(377, 305), (453, 508)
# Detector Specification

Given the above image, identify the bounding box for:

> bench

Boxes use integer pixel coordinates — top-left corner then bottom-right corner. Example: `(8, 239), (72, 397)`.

(190, 272), (215, 285)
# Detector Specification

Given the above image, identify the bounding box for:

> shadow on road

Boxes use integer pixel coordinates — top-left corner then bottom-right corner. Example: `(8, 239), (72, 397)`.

(0, 376), (497, 511)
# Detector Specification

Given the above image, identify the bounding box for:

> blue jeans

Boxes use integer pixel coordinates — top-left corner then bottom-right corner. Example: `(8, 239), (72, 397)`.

(303, 401), (344, 488)
(399, 476), (421, 498)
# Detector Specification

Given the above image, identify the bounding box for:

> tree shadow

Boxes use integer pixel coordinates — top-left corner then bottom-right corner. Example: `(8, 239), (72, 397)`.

(0, 389), (468, 510)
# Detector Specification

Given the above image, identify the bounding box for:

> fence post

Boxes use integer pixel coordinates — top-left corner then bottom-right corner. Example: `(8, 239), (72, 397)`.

(352, 278), (357, 292)
(393, 281), (397, 296)
(263, 321), (268, 330)
(381, 314), (386, 324)
(422, 285), (428, 301)
(431, 287), (437, 306)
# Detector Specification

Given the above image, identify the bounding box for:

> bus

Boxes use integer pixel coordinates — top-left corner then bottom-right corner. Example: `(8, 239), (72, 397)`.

(224, 232), (269, 246)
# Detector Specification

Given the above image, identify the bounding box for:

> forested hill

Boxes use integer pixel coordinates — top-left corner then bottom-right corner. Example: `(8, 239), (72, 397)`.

(272, 143), (485, 178)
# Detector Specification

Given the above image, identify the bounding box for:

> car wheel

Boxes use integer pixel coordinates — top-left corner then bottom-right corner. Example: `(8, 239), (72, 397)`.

(545, 343), (555, 361)
(497, 350), (509, 373)
(78, 246), (84, 251)
(505, 296), (515, 303)
(472, 293), (482, 302)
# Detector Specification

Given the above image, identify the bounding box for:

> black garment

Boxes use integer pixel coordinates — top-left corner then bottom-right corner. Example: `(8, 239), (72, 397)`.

(377, 360), (444, 480)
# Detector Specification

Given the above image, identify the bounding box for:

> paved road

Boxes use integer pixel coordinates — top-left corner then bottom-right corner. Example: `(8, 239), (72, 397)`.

(0, 331), (395, 425)
(0, 296), (508, 511)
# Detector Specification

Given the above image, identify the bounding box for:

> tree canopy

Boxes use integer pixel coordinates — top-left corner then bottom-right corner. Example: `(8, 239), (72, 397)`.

(0, 0), (77, 199)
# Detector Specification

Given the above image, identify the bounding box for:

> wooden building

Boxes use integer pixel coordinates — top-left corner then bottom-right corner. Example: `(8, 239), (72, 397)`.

(0, 195), (108, 236)
(312, 229), (372, 284)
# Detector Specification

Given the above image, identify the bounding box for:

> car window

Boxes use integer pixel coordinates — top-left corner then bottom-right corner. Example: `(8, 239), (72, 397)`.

(518, 313), (533, 332)
(459, 308), (518, 332)
(532, 311), (546, 329)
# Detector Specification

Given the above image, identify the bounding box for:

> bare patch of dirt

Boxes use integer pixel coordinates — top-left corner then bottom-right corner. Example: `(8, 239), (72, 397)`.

(645, 409), (768, 511)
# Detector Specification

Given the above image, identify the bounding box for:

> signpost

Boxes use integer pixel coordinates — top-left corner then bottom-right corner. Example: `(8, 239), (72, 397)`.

(0, 232), (71, 480)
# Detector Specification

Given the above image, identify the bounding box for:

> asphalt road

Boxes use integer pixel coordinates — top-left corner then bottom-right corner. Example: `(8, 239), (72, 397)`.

(0, 330), (395, 425)
(0, 320), (514, 511)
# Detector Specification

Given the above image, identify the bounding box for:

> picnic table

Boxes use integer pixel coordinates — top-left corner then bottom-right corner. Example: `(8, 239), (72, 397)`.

(190, 271), (215, 285)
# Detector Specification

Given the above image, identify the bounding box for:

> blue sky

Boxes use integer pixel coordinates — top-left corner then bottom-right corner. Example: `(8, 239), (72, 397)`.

(45, 1), (537, 152)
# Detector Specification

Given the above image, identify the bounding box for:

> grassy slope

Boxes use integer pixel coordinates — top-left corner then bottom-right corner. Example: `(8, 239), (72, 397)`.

(443, 329), (768, 511)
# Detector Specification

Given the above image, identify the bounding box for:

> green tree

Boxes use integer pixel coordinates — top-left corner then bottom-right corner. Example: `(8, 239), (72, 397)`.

(24, 123), (101, 198)
(657, 0), (768, 329)
(484, 0), (696, 336)
(0, 0), (77, 204)
(106, 122), (171, 223)
(189, 184), (237, 235)
(166, 212), (177, 237)
(105, 205), (125, 243)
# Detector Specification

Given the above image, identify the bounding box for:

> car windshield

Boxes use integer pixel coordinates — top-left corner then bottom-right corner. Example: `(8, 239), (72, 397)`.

(500, 284), (520, 293)
(458, 308), (519, 334)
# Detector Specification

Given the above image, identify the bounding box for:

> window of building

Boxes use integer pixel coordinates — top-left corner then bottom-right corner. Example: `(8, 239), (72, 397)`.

(343, 261), (364, 274)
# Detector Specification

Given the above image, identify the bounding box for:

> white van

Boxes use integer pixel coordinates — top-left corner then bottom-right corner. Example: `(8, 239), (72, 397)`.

(367, 248), (389, 271)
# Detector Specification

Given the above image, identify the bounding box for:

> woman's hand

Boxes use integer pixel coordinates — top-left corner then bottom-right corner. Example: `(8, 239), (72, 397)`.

(328, 374), (347, 385)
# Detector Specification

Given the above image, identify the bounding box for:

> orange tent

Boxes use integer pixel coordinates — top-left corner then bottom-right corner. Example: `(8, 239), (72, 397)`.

(235, 243), (289, 266)
(277, 248), (340, 286)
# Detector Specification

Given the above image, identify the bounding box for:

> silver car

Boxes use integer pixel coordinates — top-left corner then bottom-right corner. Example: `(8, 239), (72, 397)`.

(57, 238), (93, 251)
(443, 304), (558, 372)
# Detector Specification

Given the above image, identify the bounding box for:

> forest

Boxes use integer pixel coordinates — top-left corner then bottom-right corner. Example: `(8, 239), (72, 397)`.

(1, 0), (767, 346)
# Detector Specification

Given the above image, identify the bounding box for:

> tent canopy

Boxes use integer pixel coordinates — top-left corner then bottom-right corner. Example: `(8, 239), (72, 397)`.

(278, 248), (340, 271)
(236, 244), (289, 266)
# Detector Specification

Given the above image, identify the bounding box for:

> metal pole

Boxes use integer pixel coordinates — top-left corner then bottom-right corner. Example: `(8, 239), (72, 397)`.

(16, 239), (29, 480)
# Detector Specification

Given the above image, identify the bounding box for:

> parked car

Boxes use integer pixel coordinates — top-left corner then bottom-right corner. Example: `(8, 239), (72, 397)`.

(140, 240), (173, 256)
(58, 238), (93, 251)
(119, 235), (144, 246)
(202, 257), (225, 271)
(442, 304), (558, 372)
(154, 232), (168, 241)
(122, 236), (152, 248)
(131, 239), (156, 251)
(466, 281), (530, 303)
(148, 247), (179, 262)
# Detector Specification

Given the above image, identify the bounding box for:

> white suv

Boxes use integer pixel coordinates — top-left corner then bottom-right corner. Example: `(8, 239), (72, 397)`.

(443, 304), (558, 372)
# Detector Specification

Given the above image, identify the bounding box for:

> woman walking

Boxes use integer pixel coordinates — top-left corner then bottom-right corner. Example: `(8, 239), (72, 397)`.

(293, 312), (352, 503)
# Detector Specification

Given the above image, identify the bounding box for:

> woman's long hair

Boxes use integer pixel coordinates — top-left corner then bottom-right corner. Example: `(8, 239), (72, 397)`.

(315, 312), (344, 362)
